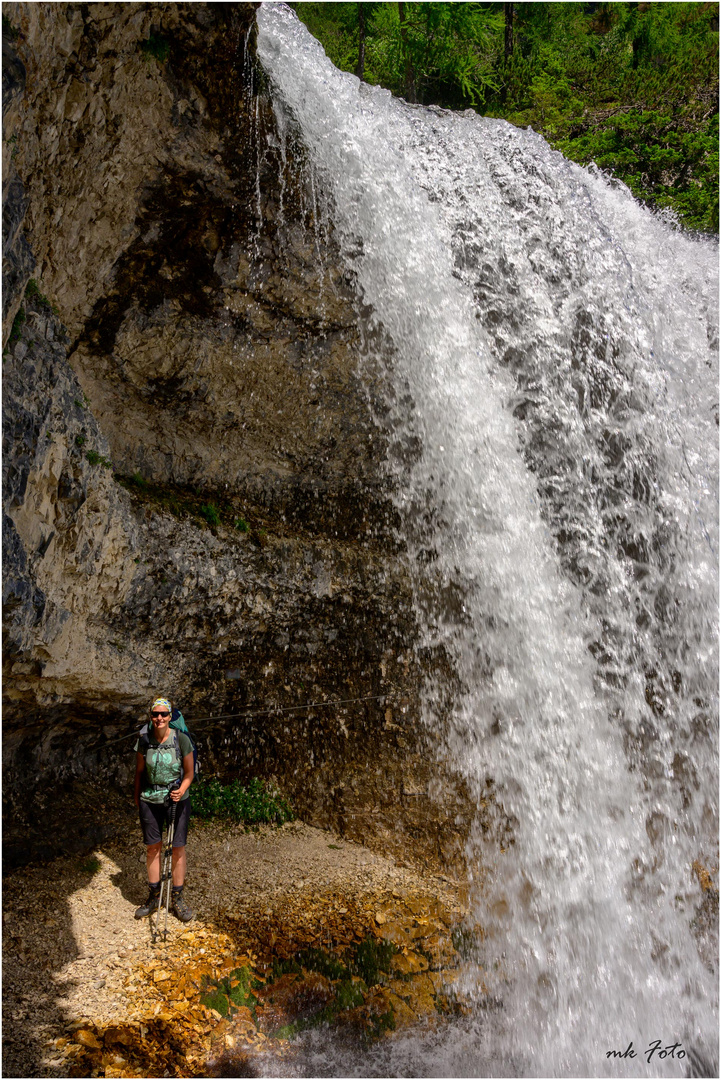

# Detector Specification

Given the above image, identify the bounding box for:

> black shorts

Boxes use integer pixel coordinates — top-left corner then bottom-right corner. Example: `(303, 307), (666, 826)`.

(138, 797), (190, 848)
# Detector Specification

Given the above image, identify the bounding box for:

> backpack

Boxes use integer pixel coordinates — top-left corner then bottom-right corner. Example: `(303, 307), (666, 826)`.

(138, 708), (200, 780)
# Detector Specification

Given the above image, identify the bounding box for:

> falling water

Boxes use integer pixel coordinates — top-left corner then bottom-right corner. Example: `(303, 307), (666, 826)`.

(256, 4), (718, 1076)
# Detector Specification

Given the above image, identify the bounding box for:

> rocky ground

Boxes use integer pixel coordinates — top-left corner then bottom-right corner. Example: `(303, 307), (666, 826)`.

(2, 818), (479, 1078)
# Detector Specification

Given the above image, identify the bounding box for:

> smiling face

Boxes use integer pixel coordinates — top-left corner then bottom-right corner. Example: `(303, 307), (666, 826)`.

(150, 700), (172, 741)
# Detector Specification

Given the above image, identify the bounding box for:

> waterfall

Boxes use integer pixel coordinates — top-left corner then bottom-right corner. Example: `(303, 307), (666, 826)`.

(256, 5), (718, 1076)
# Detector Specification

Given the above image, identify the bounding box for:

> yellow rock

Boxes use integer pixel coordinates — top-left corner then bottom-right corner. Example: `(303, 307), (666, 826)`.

(372, 989), (416, 1029)
(386, 974), (438, 1019)
(379, 921), (412, 948)
(374, 911), (387, 925)
(75, 1028), (102, 1049)
(391, 951), (429, 975)
(152, 969), (171, 982)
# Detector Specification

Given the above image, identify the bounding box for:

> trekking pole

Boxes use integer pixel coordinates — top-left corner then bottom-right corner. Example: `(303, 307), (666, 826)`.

(152, 782), (179, 944)
(162, 799), (177, 943)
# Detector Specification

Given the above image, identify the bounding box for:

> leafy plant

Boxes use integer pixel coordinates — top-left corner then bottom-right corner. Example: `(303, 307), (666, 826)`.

(292, 1), (719, 231)
(234, 517), (250, 532)
(86, 450), (113, 468)
(190, 775), (294, 826)
(80, 854), (102, 875)
(140, 33), (170, 63)
(200, 502), (221, 527)
(75, 434), (86, 448)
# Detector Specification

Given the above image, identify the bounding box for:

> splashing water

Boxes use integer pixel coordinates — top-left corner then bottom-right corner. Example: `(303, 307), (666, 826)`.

(256, 4), (718, 1076)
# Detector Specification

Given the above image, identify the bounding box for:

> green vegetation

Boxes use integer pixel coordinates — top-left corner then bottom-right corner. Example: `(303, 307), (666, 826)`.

(75, 434), (86, 448)
(25, 278), (58, 313)
(292, 2), (719, 231)
(79, 854), (102, 875)
(2, 13), (19, 41)
(115, 472), (261, 537)
(200, 502), (221, 527)
(86, 450), (113, 468)
(139, 33), (170, 63)
(268, 939), (391, 1039)
(199, 965), (262, 1018)
(190, 775), (294, 826)
(200, 938), (399, 1043)
(271, 936), (395, 986)
(8, 305), (25, 345)
(352, 935), (396, 986)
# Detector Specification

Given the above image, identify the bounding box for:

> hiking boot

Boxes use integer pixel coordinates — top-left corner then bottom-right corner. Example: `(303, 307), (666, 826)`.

(171, 889), (193, 922)
(134, 884), (161, 919)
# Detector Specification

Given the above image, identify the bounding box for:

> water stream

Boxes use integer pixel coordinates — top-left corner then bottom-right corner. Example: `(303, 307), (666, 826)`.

(255, 5), (718, 1075)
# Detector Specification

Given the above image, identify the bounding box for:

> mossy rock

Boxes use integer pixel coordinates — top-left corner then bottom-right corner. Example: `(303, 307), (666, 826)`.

(200, 988), (231, 1017)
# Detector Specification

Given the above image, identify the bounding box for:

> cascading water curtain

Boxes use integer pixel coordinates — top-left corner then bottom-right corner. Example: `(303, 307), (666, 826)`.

(257, 5), (718, 1077)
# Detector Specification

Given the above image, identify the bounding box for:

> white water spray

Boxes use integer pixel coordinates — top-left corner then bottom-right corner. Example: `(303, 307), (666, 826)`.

(256, 5), (718, 1076)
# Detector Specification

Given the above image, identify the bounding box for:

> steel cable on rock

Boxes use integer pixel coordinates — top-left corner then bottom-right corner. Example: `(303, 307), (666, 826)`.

(100, 693), (391, 749)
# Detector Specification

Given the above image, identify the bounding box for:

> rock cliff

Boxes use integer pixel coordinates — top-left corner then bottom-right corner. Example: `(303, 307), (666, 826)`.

(2, 2), (481, 870)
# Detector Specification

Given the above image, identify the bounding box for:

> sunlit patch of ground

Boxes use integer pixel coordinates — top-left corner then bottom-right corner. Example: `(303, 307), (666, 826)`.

(3, 819), (480, 1077)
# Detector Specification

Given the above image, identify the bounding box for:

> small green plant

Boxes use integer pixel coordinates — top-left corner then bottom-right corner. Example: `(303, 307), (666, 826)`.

(75, 434), (86, 448)
(234, 517), (250, 532)
(199, 965), (263, 1019)
(74, 398), (86, 410)
(139, 33), (170, 63)
(86, 450), (113, 468)
(200, 502), (221, 527)
(190, 775), (294, 826)
(80, 854), (101, 876)
(350, 937), (397, 987)
(25, 278), (59, 315)
(2, 14), (19, 41)
(9, 305), (25, 344)
(369, 1009), (396, 1038)
(335, 978), (366, 1010)
(292, 948), (349, 982)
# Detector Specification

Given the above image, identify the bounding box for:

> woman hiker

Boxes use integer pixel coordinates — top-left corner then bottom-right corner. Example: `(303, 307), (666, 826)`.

(134, 697), (194, 922)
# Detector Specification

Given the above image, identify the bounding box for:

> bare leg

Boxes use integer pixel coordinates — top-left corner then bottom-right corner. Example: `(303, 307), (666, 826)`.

(172, 846), (186, 887)
(146, 842), (162, 881)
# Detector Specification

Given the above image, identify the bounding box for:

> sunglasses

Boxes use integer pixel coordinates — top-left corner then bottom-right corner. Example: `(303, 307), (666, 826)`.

(151, 710), (170, 719)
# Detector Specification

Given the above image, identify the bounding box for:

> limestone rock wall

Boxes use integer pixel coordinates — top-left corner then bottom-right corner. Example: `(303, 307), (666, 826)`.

(2, 2), (479, 872)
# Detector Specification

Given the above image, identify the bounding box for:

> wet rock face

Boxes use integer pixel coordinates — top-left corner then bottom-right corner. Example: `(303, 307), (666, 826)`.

(2, 3), (476, 870)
